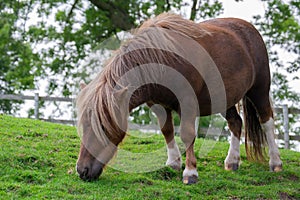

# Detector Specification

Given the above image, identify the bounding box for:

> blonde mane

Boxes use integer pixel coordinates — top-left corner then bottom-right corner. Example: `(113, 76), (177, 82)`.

(76, 13), (209, 145)
(137, 12), (209, 38)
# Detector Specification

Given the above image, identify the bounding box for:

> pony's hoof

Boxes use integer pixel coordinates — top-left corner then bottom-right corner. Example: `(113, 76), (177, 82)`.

(182, 175), (198, 185)
(166, 159), (181, 171)
(168, 164), (181, 171)
(270, 164), (282, 172)
(225, 163), (239, 171)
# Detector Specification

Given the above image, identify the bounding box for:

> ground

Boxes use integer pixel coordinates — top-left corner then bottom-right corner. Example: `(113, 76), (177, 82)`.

(0, 115), (299, 199)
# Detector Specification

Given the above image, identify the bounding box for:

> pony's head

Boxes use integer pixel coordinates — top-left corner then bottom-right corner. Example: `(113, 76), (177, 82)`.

(76, 81), (128, 181)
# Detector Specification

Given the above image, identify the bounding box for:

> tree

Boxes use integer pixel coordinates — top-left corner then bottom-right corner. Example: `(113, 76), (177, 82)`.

(254, 0), (300, 135)
(0, 0), (223, 116)
(254, 0), (299, 103)
(0, 1), (41, 113)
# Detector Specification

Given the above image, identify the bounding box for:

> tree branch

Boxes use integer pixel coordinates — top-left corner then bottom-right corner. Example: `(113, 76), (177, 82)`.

(88, 0), (135, 30)
(190, 0), (198, 20)
(66, 0), (79, 24)
(166, 0), (171, 11)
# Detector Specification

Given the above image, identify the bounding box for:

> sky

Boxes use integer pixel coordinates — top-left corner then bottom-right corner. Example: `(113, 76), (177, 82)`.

(220, 0), (265, 20)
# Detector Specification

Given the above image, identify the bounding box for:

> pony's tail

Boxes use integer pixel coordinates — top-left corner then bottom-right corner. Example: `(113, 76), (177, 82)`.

(242, 96), (267, 162)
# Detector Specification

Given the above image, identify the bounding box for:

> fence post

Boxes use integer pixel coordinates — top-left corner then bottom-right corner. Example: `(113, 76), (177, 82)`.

(282, 104), (289, 149)
(34, 92), (39, 119)
(195, 117), (199, 137)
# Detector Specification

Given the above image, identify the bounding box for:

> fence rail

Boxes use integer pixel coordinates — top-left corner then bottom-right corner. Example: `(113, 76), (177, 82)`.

(0, 93), (74, 121)
(0, 94), (74, 102)
(1, 93), (299, 149)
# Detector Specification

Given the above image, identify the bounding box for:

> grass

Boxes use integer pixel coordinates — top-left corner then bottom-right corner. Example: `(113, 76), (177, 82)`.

(0, 114), (299, 199)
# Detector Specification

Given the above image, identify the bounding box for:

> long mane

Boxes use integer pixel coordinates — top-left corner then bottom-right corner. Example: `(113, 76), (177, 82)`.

(76, 13), (209, 145)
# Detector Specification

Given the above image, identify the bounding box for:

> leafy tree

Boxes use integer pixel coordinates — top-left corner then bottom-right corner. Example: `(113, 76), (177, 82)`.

(254, 0), (300, 135)
(0, 0), (223, 117)
(0, 1), (41, 113)
(25, 0), (224, 96)
(254, 0), (299, 103)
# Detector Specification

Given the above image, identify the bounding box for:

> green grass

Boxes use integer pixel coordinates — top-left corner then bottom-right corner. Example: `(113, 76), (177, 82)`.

(0, 114), (299, 199)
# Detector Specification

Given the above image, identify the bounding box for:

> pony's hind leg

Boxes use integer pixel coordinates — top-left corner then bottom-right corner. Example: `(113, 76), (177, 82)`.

(261, 117), (282, 171)
(148, 103), (182, 171)
(223, 106), (242, 171)
(246, 93), (283, 171)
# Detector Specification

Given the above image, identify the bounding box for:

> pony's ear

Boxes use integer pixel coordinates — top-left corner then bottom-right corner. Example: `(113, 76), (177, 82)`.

(79, 81), (87, 90)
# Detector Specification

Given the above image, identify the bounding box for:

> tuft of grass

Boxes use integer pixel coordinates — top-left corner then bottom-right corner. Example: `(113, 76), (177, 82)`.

(0, 114), (299, 199)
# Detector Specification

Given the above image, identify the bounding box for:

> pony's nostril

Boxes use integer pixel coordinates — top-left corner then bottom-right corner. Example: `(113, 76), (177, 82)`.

(78, 166), (90, 181)
(83, 167), (89, 176)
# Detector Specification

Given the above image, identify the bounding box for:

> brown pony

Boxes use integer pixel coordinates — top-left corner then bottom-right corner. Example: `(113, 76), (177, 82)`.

(76, 13), (282, 184)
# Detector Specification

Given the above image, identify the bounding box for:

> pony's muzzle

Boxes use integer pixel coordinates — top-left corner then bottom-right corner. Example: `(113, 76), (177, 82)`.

(76, 162), (104, 182)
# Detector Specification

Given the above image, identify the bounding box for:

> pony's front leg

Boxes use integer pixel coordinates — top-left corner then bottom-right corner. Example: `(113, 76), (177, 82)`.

(223, 107), (242, 171)
(148, 103), (182, 170)
(161, 113), (182, 170)
(165, 138), (182, 171)
(180, 119), (198, 185)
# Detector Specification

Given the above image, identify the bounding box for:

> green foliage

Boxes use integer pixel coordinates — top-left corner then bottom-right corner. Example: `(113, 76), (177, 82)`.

(272, 72), (300, 103)
(1, 0), (225, 112)
(0, 115), (299, 199)
(253, 0), (300, 136)
(0, 1), (41, 113)
(197, 0), (224, 19)
(130, 106), (157, 125)
(272, 72), (300, 136)
(129, 104), (224, 130)
(254, 0), (300, 106)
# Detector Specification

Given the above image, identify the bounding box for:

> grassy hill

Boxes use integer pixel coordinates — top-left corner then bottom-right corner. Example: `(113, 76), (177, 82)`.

(0, 114), (299, 199)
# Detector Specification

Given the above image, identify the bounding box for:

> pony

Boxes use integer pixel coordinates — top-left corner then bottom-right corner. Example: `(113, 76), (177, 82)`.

(76, 13), (282, 184)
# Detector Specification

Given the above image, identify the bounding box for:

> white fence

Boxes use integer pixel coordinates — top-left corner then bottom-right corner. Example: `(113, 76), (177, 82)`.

(1, 93), (299, 149)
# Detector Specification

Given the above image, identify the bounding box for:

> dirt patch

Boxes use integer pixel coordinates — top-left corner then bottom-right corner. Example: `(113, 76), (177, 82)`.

(288, 174), (299, 182)
(279, 192), (296, 200)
